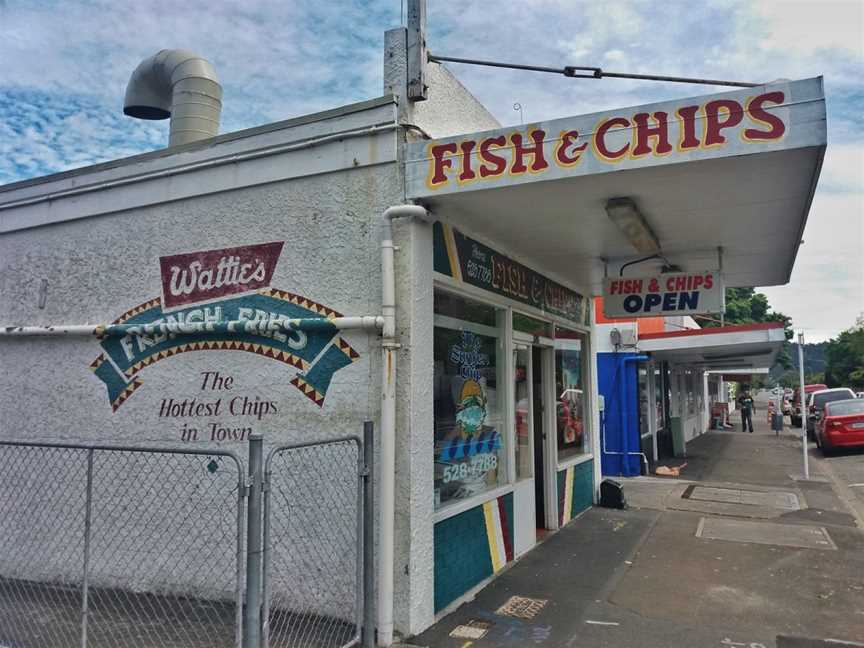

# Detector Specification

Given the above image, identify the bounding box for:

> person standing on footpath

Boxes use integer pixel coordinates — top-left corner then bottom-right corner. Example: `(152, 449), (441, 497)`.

(737, 389), (755, 433)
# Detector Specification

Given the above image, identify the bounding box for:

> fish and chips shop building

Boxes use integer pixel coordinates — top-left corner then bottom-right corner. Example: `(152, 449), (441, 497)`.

(0, 29), (826, 644)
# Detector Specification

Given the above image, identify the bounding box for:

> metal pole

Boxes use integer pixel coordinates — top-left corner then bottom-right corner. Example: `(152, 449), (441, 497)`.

(244, 433), (264, 648)
(362, 422), (376, 648)
(798, 332), (809, 479)
(235, 458), (247, 648)
(81, 449), (94, 648)
(261, 454), (272, 648)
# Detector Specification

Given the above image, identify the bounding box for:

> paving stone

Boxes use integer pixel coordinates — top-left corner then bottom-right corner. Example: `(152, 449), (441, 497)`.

(689, 486), (801, 510)
(696, 517), (837, 550)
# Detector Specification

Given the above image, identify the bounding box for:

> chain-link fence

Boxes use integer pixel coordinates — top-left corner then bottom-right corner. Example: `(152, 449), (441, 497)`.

(263, 438), (365, 648)
(0, 442), (245, 648)
(0, 429), (374, 648)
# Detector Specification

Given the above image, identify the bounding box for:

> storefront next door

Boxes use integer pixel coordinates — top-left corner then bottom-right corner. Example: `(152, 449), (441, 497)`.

(512, 332), (558, 556)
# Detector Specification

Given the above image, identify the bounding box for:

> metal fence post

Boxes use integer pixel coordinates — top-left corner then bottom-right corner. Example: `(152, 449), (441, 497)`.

(362, 422), (375, 648)
(245, 433), (264, 648)
(80, 449), (94, 648)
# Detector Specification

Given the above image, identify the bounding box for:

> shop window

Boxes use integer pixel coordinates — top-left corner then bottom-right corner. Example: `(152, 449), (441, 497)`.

(433, 292), (506, 510)
(554, 328), (588, 462)
(655, 367), (665, 431)
(686, 370), (696, 416)
(513, 346), (531, 479)
(513, 312), (553, 338)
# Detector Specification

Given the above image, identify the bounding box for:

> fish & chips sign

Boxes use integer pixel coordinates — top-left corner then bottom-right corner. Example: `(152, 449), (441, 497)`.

(603, 271), (724, 318)
(405, 78), (826, 199)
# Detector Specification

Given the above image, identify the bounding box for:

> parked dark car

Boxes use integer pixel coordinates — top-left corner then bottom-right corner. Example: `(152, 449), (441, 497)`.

(791, 383), (827, 428)
(807, 388), (856, 440)
(816, 399), (864, 454)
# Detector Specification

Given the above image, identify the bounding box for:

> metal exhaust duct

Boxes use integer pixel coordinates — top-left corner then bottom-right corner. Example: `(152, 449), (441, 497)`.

(124, 49), (222, 147)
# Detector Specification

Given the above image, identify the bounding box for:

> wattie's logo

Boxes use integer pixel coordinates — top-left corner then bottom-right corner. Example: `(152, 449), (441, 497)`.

(90, 241), (359, 412)
(159, 242), (284, 311)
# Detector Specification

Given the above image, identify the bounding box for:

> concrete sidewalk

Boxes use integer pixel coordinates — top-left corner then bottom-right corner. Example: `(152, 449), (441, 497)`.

(407, 419), (864, 648)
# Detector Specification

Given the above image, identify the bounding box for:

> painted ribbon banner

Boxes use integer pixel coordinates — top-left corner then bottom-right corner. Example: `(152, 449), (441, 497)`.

(160, 241), (284, 311)
(603, 271), (724, 318)
(90, 288), (358, 411)
(434, 221), (587, 325)
(405, 78), (826, 199)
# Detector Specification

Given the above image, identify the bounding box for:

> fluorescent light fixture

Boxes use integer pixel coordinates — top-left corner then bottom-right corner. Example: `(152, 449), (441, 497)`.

(605, 197), (660, 254)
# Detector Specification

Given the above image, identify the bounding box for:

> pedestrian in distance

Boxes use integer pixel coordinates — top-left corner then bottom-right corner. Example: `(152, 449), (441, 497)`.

(737, 390), (755, 433)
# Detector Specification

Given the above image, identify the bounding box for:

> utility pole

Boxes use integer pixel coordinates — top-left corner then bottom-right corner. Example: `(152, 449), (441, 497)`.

(798, 331), (809, 479)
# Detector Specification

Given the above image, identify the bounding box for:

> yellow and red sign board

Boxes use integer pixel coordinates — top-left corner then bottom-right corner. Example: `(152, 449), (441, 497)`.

(405, 78), (825, 199)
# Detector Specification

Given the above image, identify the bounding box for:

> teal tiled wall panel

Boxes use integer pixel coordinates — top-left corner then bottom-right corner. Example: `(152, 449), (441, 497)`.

(433, 492), (514, 612)
(557, 459), (594, 525)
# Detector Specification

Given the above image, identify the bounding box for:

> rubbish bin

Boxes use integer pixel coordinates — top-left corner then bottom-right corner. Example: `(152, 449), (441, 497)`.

(772, 412), (784, 432)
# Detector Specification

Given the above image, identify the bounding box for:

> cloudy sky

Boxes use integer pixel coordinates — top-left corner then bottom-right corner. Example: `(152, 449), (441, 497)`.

(1, 0), (861, 341)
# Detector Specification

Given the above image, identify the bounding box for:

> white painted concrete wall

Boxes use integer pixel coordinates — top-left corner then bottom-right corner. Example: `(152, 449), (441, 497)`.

(0, 101), (402, 623)
(384, 28), (500, 141)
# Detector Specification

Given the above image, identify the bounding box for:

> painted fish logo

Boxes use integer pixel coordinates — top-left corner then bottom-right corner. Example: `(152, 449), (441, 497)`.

(456, 379), (487, 437)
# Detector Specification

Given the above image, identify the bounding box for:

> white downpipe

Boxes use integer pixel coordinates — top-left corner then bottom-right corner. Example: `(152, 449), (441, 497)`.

(378, 204), (427, 647)
(0, 317), (383, 337)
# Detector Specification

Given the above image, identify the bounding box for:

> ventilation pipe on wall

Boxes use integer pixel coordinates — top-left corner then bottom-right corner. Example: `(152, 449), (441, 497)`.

(124, 49), (222, 147)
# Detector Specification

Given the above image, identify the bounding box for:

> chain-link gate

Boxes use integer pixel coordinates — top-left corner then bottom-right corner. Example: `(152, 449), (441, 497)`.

(0, 441), (246, 648)
(261, 436), (368, 648)
(0, 427), (373, 648)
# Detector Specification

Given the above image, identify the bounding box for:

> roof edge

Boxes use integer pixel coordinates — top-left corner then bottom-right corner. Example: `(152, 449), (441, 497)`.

(639, 321), (785, 341)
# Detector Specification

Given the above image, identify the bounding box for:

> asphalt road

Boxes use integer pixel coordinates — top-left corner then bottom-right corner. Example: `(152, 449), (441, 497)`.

(811, 444), (864, 527)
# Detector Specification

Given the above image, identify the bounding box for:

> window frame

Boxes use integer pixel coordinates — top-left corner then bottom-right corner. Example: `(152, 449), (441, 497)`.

(432, 277), (595, 523)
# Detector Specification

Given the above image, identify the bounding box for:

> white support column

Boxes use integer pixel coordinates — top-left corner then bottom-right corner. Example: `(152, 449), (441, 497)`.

(589, 302), (603, 501)
(647, 361), (659, 462)
(702, 371), (710, 434)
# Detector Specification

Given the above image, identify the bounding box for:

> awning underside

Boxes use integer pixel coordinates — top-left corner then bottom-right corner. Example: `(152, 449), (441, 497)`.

(638, 325), (787, 370)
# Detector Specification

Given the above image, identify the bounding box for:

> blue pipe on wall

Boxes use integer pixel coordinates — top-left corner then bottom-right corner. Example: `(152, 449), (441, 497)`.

(619, 354), (648, 474)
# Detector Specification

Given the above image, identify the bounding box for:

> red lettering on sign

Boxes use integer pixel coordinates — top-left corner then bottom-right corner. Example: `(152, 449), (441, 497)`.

(704, 274), (714, 289)
(428, 142), (458, 187)
(632, 111), (673, 157)
(479, 135), (508, 178)
(744, 91), (786, 141)
(555, 129), (588, 167)
(510, 130), (549, 174)
(593, 116), (631, 161)
(675, 105), (701, 151)
(458, 140), (477, 182)
(704, 99), (744, 147)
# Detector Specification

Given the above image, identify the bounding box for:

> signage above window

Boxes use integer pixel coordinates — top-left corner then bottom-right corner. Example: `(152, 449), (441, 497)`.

(433, 222), (587, 325)
(405, 78), (825, 199)
(602, 271), (724, 318)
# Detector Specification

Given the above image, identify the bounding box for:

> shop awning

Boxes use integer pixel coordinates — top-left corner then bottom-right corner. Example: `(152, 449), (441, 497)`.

(637, 322), (786, 370)
(405, 78), (826, 294)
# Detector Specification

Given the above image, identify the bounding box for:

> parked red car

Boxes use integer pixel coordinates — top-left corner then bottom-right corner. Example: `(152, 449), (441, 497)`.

(791, 383), (827, 428)
(816, 399), (864, 454)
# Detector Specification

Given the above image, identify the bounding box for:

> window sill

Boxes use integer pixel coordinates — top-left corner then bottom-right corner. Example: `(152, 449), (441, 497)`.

(556, 452), (594, 471)
(433, 484), (514, 524)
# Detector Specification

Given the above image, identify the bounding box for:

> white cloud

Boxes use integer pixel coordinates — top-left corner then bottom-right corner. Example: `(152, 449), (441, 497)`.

(0, 0), (861, 340)
(751, 0), (864, 56)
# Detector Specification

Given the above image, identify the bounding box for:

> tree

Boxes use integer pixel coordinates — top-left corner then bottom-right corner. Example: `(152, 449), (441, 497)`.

(824, 315), (864, 391)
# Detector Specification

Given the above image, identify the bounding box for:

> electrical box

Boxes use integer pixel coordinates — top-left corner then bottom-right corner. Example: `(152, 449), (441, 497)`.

(611, 327), (638, 347)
